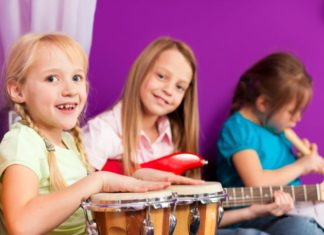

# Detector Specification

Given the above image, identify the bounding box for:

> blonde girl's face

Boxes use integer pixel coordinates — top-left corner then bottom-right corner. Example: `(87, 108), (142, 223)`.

(15, 44), (87, 135)
(140, 49), (193, 119)
(266, 101), (303, 132)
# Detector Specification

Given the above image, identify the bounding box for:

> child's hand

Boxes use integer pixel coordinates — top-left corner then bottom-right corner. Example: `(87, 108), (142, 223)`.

(132, 168), (205, 185)
(249, 190), (294, 218)
(297, 143), (324, 175)
(96, 171), (170, 193)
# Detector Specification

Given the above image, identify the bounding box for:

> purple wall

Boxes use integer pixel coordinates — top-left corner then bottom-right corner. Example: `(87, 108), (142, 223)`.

(88, 0), (324, 183)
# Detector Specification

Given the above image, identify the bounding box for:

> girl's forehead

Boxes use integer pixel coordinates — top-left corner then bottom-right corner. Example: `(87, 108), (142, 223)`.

(36, 44), (70, 58)
(156, 49), (186, 63)
(35, 44), (85, 67)
(153, 49), (192, 79)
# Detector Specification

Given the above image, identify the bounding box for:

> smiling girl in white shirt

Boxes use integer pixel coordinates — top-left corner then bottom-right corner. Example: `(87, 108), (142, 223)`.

(83, 37), (200, 176)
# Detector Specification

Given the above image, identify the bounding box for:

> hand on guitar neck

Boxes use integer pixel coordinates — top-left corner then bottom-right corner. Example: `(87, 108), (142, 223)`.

(284, 129), (324, 175)
(222, 182), (324, 229)
(223, 182), (324, 208)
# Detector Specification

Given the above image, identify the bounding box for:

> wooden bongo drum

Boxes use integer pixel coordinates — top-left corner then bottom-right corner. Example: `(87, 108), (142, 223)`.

(168, 182), (226, 235)
(83, 190), (175, 235)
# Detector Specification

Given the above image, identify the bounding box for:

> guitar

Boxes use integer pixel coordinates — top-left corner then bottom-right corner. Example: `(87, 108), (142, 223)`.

(101, 152), (208, 174)
(224, 183), (324, 228)
(223, 183), (324, 208)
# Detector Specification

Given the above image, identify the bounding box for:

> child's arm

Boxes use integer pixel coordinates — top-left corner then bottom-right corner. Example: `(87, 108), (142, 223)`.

(233, 147), (324, 186)
(2, 165), (169, 234)
(220, 191), (294, 227)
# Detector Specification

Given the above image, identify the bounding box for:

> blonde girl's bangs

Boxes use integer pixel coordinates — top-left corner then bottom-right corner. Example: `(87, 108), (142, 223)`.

(6, 33), (88, 82)
(41, 34), (88, 73)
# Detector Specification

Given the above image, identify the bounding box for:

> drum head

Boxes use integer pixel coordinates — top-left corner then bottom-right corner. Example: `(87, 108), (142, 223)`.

(88, 190), (174, 212)
(168, 182), (223, 195)
(91, 189), (172, 201)
(168, 182), (226, 205)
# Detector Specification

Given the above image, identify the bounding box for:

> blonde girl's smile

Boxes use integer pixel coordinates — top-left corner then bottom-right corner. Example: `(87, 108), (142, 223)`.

(55, 102), (79, 116)
(56, 103), (78, 111)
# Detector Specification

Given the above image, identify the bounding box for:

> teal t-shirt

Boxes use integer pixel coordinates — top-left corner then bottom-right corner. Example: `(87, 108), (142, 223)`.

(0, 122), (87, 234)
(216, 112), (301, 188)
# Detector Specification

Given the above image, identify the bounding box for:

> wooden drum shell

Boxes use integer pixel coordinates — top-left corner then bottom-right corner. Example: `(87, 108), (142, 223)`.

(93, 208), (171, 235)
(168, 182), (226, 235)
(89, 190), (174, 235)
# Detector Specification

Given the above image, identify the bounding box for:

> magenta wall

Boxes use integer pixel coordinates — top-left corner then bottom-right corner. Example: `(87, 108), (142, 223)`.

(88, 0), (324, 183)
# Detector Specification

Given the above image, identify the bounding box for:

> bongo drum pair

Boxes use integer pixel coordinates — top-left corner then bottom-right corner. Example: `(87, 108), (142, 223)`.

(82, 182), (226, 235)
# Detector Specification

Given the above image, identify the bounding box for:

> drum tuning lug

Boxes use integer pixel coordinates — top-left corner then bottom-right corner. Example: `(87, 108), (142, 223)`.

(142, 219), (154, 235)
(81, 200), (99, 235)
(168, 198), (178, 235)
(143, 204), (154, 235)
(168, 213), (177, 235)
(86, 223), (99, 235)
(217, 206), (224, 225)
(189, 204), (200, 235)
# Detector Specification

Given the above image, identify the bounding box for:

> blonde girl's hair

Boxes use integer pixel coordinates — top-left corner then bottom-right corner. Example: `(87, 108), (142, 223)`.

(230, 52), (312, 120)
(121, 37), (199, 176)
(5, 33), (93, 191)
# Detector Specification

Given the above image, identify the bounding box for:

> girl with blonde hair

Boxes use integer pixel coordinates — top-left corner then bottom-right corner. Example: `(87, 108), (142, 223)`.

(83, 37), (200, 177)
(0, 33), (170, 234)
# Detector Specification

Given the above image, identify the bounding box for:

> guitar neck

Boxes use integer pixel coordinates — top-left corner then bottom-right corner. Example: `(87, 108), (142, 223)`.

(223, 184), (322, 208)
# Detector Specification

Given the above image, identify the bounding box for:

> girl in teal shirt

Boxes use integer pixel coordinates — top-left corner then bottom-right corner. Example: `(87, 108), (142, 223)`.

(217, 52), (324, 234)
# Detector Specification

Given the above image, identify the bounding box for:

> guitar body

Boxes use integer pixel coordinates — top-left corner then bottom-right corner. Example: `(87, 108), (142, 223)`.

(100, 152), (207, 176)
(101, 159), (124, 174)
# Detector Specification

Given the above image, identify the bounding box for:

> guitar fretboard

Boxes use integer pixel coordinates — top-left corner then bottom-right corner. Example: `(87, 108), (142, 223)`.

(223, 184), (321, 208)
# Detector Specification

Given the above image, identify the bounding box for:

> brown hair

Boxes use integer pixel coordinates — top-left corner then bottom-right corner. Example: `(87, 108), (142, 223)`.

(230, 52), (312, 120)
(121, 37), (199, 176)
(5, 33), (93, 191)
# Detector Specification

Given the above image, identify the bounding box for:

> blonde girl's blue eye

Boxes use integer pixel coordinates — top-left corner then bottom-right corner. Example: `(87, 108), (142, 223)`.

(72, 75), (82, 82)
(46, 75), (58, 82)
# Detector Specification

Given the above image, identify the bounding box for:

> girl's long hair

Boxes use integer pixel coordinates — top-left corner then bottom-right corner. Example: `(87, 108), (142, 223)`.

(121, 37), (199, 176)
(230, 52), (312, 120)
(5, 33), (93, 191)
